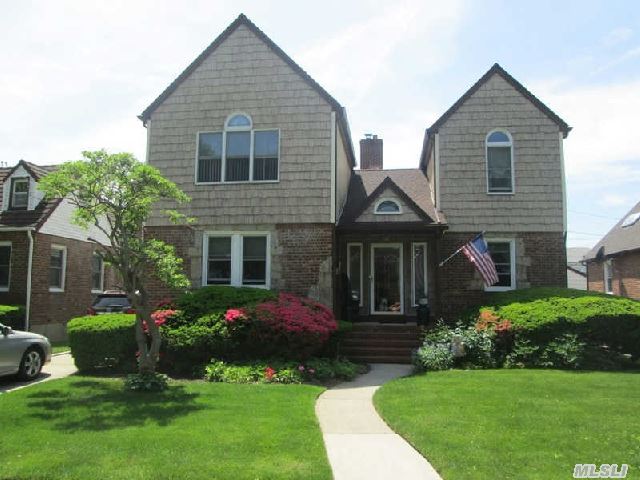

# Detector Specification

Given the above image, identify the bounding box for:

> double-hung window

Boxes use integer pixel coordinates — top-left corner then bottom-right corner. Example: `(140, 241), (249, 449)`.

(49, 245), (67, 292)
(604, 259), (613, 294)
(10, 178), (29, 209)
(196, 113), (279, 183)
(347, 243), (363, 306)
(0, 242), (11, 291)
(486, 130), (514, 194)
(411, 242), (428, 306)
(485, 240), (515, 291)
(204, 233), (270, 288)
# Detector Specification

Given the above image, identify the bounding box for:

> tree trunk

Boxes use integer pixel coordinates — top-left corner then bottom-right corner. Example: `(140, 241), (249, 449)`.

(132, 298), (161, 374)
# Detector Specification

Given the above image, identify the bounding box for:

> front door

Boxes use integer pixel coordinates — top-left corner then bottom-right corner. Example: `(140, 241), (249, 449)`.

(370, 243), (403, 315)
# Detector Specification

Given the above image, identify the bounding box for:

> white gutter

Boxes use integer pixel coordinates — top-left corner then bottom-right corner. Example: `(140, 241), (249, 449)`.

(25, 229), (34, 331)
(330, 111), (336, 224)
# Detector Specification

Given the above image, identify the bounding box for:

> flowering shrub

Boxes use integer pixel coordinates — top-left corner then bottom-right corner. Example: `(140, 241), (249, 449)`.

(246, 293), (338, 359)
(224, 309), (247, 323)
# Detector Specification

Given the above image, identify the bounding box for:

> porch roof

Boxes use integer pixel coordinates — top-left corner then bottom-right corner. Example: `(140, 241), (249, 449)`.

(338, 169), (445, 228)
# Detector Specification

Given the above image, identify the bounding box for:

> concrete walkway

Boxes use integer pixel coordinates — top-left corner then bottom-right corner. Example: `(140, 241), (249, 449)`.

(0, 352), (77, 394)
(316, 364), (442, 480)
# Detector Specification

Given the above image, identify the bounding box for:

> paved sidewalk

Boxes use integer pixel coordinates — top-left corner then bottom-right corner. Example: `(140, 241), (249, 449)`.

(0, 352), (77, 394)
(316, 364), (442, 480)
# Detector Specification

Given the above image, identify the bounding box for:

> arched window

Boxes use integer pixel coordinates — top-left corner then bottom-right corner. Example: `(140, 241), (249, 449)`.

(196, 112), (279, 183)
(226, 113), (252, 130)
(375, 199), (401, 214)
(486, 130), (513, 193)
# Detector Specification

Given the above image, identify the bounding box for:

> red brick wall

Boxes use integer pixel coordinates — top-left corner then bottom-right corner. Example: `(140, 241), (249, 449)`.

(275, 224), (334, 305)
(437, 231), (566, 320)
(143, 225), (195, 306)
(587, 252), (640, 300)
(0, 231), (30, 306)
(29, 233), (113, 339)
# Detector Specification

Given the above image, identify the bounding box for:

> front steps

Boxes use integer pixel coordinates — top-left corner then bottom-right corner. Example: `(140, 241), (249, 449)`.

(340, 324), (422, 364)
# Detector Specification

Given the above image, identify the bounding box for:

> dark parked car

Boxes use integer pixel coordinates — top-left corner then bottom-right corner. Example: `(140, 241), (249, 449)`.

(0, 323), (52, 380)
(87, 291), (135, 315)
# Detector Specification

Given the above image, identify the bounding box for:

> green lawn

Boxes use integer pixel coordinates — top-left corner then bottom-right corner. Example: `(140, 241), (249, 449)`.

(0, 377), (331, 480)
(51, 341), (70, 354)
(374, 370), (640, 480)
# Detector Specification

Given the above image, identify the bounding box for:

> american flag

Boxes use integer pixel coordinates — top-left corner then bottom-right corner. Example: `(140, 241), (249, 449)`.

(461, 234), (499, 286)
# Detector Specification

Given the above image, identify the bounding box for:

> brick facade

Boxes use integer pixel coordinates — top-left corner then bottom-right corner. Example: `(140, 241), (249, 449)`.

(275, 224), (334, 305)
(587, 251), (640, 300)
(0, 232), (117, 341)
(437, 231), (566, 319)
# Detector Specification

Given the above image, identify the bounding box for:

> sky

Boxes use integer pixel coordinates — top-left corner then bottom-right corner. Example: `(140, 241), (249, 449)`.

(1, 0), (639, 249)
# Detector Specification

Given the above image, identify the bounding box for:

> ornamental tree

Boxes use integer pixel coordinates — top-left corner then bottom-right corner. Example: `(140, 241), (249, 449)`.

(39, 150), (191, 374)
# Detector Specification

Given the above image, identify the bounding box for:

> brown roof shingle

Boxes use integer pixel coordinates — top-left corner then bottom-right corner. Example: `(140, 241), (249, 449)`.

(339, 169), (444, 226)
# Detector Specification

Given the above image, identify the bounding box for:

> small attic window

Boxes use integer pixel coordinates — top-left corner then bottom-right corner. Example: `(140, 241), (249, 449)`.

(375, 199), (401, 214)
(621, 212), (640, 228)
(226, 114), (252, 129)
(10, 178), (29, 210)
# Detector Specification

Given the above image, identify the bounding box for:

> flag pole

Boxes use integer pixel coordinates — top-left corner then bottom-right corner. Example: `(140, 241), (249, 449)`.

(438, 231), (485, 267)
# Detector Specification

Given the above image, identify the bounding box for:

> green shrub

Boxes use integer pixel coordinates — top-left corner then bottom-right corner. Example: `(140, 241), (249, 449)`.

(204, 358), (364, 384)
(176, 286), (277, 320)
(474, 288), (640, 358)
(504, 333), (586, 369)
(124, 372), (169, 392)
(417, 323), (495, 370)
(414, 343), (454, 371)
(67, 314), (137, 373)
(0, 305), (26, 330)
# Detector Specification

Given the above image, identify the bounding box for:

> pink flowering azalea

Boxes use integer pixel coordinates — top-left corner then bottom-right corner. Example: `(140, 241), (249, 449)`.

(298, 365), (305, 372)
(225, 308), (247, 323)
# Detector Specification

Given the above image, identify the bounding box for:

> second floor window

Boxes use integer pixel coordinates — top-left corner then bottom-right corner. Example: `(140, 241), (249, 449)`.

(10, 178), (29, 209)
(486, 130), (513, 194)
(197, 113), (279, 184)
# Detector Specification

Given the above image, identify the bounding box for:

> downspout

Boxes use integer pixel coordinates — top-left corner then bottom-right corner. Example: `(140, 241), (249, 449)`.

(25, 229), (34, 331)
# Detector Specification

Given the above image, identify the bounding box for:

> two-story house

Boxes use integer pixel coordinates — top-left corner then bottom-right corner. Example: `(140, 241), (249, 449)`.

(141, 14), (570, 327)
(0, 160), (113, 340)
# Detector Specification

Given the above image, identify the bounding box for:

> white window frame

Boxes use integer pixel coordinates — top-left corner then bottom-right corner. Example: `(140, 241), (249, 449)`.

(202, 231), (271, 289)
(91, 252), (105, 294)
(10, 177), (30, 210)
(49, 245), (67, 293)
(604, 259), (613, 294)
(346, 242), (363, 306)
(411, 242), (428, 306)
(0, 241), (12, 292)
(484, 238), (516, 292)
(194, 112), (280, 185)
(374, 198), (402, 215)
(486, 129), (515, 195)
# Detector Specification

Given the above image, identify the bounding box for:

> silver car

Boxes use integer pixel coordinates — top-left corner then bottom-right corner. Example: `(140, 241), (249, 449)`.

(0, 323), (52, 380)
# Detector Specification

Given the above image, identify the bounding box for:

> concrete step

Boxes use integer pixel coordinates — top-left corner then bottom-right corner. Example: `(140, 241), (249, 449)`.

(341, 338), (421, 348)
(341, 345), (416, 357)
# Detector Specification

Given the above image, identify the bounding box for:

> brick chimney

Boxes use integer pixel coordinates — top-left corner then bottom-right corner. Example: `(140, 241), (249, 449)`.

(360, 134), (383, 170)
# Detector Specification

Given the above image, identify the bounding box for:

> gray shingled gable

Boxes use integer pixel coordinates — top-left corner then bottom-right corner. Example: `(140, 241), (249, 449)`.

(585, 200), (640, 260)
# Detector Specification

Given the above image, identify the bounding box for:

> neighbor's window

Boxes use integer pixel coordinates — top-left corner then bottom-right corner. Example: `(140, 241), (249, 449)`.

(204, 233), (270, 288)
(91, 253), (104, 293)
(10, 178), (29, 209)
(604, 259), (613, 294)
(49, 245), (66, 292)
(347, 243), (363, 306)
(0, 243), (11, 291)
(486, 240), (515, 291)
(412, 242), (427, 306)
(196, 113), (279, 183)
(486, 130), (513, 193)
(375, 199), (401, 214)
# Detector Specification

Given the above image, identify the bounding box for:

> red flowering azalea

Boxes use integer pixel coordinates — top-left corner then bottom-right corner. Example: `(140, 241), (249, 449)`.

(225, 308), (247, 323)
(143, 309), (179, 332)
(264, 366), (276, 381)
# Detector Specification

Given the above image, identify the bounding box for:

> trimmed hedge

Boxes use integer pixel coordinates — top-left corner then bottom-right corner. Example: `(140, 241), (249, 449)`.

(0, 305), (26, 330)
(67, 314), (137, 372)
(176, 286), (277, 321)
(474, 288), (640, 358)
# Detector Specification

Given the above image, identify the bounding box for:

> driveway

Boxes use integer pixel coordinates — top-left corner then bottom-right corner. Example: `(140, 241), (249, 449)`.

(0, 352), (77, 394)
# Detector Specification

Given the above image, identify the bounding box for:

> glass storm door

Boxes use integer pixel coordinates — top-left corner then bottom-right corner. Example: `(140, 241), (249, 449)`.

(370, 244), (403, 315)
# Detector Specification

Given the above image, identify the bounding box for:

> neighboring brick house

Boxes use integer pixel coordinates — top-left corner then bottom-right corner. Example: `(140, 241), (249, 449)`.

(0, 160), (113, 340)
(141, 14), (570, 322)
(567, 247), (588, 290)
(584, 201), (640, 299)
